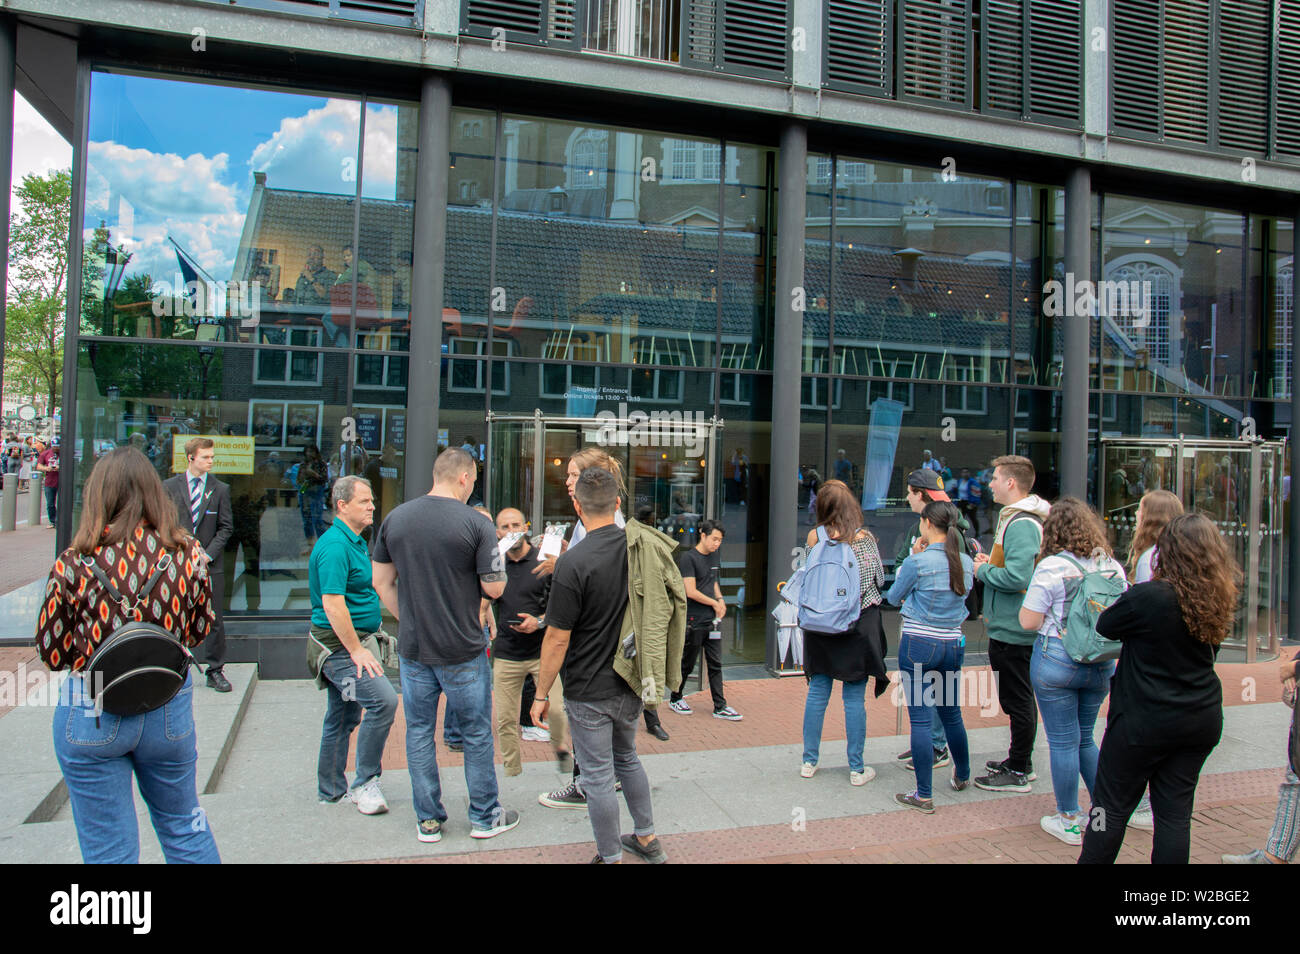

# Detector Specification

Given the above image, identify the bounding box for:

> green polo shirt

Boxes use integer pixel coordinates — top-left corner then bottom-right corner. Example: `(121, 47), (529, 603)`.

(309, 518), (382, 652)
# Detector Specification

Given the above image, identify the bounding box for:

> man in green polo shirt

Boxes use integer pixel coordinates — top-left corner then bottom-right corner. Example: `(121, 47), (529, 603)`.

(308, 474), (397, 815)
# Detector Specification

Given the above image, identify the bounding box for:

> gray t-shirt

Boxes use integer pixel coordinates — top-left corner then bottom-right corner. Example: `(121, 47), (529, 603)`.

(371, 495), (503, 666)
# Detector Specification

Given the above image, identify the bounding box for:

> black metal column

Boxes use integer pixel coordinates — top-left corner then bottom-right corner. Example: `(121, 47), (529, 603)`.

(766, 120), (806, 671)
(1290, 203), (1300, 640)
(405, 73), (451, 501)
(1060, 166), (1091, 498)
(0, 17), (15, 414)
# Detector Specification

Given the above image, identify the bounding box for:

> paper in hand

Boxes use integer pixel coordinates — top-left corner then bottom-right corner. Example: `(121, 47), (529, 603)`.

(537, 525), (565, 560)
(497, 531), (526, 559)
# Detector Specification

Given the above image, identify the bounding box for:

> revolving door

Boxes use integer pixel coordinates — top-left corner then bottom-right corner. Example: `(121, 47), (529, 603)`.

(1099, 437), (1285, 661)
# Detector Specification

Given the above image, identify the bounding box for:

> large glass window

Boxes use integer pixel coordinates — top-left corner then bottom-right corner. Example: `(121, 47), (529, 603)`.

(81, 73), (413, 352)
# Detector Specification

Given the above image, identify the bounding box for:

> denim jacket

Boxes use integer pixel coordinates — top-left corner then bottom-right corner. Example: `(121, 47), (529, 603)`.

(885, 542), (974, 628)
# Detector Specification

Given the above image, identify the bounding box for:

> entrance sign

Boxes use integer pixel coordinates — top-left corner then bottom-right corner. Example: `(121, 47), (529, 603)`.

(172, 435), (255, 475)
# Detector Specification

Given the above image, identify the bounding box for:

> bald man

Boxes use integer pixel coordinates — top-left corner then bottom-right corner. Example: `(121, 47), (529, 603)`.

(491, 508), (570, 776)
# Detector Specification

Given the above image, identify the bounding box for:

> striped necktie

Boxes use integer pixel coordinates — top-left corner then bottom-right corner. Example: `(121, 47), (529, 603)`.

(189, 475), (204, 528)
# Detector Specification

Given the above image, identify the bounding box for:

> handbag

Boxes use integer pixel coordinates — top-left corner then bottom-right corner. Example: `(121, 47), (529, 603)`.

(80, 551), (201, 716)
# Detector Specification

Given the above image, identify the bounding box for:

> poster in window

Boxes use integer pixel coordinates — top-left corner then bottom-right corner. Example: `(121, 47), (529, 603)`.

(355, 410), (383, 452)
(387, 412), (406, 451)
(285, 402), (322, 448)
(249, 402), (285, 447)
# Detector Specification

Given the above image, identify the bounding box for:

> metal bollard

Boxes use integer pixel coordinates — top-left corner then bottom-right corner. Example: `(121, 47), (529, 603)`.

(29, 477), (42, 527)
(1, 473), (16, 531)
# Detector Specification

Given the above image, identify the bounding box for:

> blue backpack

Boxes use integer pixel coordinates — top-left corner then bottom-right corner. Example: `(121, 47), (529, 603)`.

(798, 526), (861, 634)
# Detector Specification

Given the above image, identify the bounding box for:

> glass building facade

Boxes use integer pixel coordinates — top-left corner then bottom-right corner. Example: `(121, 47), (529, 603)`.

(63, 65), (1297, 673)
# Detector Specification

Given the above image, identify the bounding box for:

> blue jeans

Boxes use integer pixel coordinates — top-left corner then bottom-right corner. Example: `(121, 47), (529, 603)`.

(317, 649), (399, 801)
(52, 673), (221, 864)
(299, 486), (326, 541)
(802, 675), (867, 773)
(443, 705), (462, 746)
(897, 632), (971, 799)
(1030, 635), (1113, 815)
(399, 653), (502, 830)
(44, 484), (57, 523)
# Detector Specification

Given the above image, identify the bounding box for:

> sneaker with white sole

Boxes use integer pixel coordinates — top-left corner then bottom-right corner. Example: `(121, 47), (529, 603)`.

(903, 747), (951, 771)
(349, 778), (389, 815)
(895, 791), (935, 814)
(984, 758), (1037, 782)
(850, 766), (876, 786)
(712, 706), (743, 721)
(1129, 809), (1155, 831)
(538, 779), (587, 809)
(416, 818), (442, 843)
(975, 765), (1033, 793)
(950, 773), (971, 792)
(470, 808), (521, 839)
(800, 762), (817, 778)
(1040, 813), (1082, 846)
(520, 726), (551, 743)
(668, 699), (692, 715)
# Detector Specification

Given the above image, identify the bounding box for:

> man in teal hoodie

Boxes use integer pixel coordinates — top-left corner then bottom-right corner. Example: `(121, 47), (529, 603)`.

(972, 455), (1051, 793)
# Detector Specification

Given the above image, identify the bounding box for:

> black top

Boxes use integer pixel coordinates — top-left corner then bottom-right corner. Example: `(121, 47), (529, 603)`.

(545, 523), (629, 702)
(678, 547), (720, 623)
(1096, 580), (1223, 749)
(804, 603), (890, 696)
(372, 496), (501, 666)
(493, 549), (551, 662)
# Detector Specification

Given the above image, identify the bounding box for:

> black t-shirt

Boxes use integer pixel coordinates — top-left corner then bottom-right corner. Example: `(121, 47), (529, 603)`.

(545, 523), (629, 702)
(1096, 579), (1223, 749)
(371, 495), (502, 666)
(493, 549), (551, 662)
(678, 547), (719, 622)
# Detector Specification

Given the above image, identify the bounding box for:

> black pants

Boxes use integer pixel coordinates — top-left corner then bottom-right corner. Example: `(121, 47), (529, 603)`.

(202, 570), (227, 671)
(672, 620), (726, 710)
(520, 673), (536, 727)
(1079, 726), (1214, 864)
(988, 638), (1035, 773)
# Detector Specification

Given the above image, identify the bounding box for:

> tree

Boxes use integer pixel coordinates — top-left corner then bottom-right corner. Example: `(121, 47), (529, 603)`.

(6, 169), (71, 417)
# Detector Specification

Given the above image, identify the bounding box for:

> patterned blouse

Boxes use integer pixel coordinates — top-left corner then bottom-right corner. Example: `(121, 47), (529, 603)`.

(850, 532), (885, 608)
(36, 526), (215, 672)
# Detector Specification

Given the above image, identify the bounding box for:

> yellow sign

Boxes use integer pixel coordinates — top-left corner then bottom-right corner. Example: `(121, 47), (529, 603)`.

(172, 435), (256, 475)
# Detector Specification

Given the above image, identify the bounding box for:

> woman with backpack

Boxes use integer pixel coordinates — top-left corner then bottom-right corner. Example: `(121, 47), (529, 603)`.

(35, 447), (220, 863)
(886, 500), (974, 812)
(1018, 497), (1129, 846)
(1079, 513), (1240, 864)
(798, 479), (889, 786)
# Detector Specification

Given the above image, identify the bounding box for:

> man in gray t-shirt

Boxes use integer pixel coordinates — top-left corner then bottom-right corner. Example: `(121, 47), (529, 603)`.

(371, 448), (519, 843)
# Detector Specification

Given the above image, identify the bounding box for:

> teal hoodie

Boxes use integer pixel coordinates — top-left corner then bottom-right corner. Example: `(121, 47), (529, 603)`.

(978, 495), (1051, 646)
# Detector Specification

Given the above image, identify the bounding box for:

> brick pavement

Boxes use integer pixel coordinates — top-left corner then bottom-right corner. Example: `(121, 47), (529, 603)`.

(0, 522), (55, 597)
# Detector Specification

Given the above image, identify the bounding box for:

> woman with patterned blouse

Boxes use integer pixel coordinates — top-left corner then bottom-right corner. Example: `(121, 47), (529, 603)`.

(798, 479), (890, 787)
(37, 447), (220, 863)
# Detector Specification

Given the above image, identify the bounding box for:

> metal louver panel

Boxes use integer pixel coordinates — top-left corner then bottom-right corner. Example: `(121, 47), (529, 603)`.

(339, 0), (419, 13)
(1026, 0), (1081, 123)
(685, 0), (718, 66)
(982, 0), (1023, 115)
(1216, 0), (1271, 152)
(721, 0), (789, 77)
(1111, 0), (1161, 136)
(1161, 0), (1211, 145)
(1278, 2), (1300, 156)
(464, 0), (546, 40)
(899, 0), (971, 107)
(548, 0), (577, 40)
(825, 0), (891, 95)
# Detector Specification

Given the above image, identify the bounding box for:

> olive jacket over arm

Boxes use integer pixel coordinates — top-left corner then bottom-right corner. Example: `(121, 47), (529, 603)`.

(614, 519), (687, 707)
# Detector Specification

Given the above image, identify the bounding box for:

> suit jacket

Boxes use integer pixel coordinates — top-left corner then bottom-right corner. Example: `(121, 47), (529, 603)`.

(165, 472), (234, 570)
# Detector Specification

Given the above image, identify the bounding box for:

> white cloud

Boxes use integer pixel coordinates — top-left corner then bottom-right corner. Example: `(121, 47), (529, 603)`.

(249, 98), (363, 196)
(11, 93), (71, 194)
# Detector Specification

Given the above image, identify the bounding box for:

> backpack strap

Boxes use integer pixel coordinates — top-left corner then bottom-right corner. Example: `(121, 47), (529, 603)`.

(815, 525), (830, 546)
(80, 551), (174, 617)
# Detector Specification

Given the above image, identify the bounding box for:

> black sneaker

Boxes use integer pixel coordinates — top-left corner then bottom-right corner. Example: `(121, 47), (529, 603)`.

(974, 766), (1032, 793)
(621, 833), (668, 864)
(538, 779), (587, 809)
(446, 742), (464, 752)
(903, 747), (951, 771)
(984, 758), (1037, 782)
(206, 669), (232, 693)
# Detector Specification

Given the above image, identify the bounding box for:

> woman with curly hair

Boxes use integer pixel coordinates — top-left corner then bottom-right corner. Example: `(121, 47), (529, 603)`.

(1080, 513), (1241, 864)
(1019, 497), (1129, 846)
(1127, 489), (1183, 583)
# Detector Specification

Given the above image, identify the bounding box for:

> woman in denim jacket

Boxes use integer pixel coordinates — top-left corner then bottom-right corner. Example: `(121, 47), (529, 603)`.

(886, 501), (974, 813)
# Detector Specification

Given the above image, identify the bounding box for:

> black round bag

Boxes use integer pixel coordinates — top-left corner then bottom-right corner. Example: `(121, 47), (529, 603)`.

(79, 552), (199, 716)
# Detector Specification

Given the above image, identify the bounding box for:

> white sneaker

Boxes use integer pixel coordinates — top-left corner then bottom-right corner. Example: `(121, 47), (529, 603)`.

(800, 762), (817, 778)
(350, 778), (389, 815)
(1130, 808), (1155, 831)
(1040, 813), (1082, 846)
(520, 726), (551, 742)
(850, 766), (876, 786)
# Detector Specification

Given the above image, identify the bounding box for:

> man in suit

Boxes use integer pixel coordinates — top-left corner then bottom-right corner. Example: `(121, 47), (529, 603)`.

(165, 437), (235, 692)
